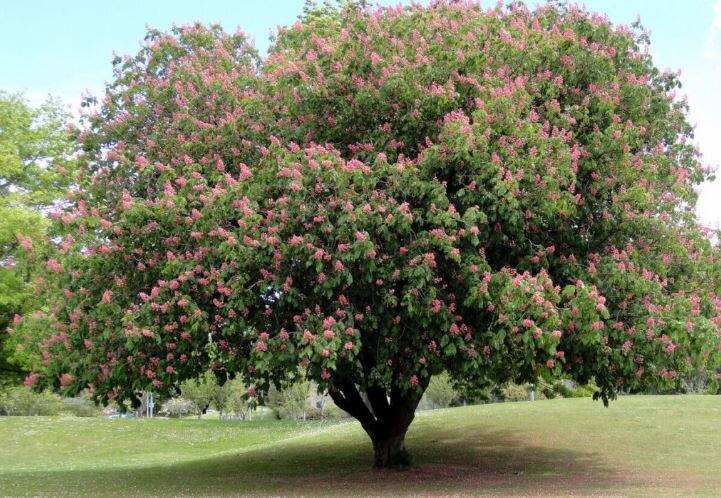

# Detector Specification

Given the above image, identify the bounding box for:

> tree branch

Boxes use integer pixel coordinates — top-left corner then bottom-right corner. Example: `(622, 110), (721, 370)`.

(329, 381), (378, 438)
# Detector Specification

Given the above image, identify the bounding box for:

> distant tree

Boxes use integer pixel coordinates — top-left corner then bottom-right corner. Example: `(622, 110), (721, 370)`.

(179, 373), (215, 419)
(0, 92), (76, 385)
(0, 386), (61, 416)
(268, 380), (311, 420)
(25, 2), (721, 468)
(208, 377), (233, 417)
(423, 372), (458, 409)
(159, 397), (197, 418)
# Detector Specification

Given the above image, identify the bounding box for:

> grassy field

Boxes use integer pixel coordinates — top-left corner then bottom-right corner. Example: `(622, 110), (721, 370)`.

(1, 395), (720, 497)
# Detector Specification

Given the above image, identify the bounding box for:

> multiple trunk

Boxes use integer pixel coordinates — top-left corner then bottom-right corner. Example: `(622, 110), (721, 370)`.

(329, 380), (428, 468)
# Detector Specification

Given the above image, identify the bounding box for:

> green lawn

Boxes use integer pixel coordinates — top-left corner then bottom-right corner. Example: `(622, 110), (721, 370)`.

(1, 396), (719, 497)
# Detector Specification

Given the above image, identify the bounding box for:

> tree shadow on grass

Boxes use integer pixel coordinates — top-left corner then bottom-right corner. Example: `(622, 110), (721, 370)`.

(1, 426), (630, 497)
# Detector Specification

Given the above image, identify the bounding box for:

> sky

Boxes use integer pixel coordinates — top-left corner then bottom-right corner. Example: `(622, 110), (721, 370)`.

(2, 0), (720, 226)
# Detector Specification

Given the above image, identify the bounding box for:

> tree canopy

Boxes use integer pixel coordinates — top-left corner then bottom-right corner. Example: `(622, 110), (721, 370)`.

(0, 92), (76, 385)
(21, 1), (721, 467)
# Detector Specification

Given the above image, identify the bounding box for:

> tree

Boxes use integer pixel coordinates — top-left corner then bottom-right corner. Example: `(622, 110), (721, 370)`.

(179, 372), (217, 418)
(422, 372), (458, 409)
(267, 379), (311, 420)
(228, 378), (254, 419)
(159, 397), (197, 418)
(23, 2), (721, 468)
(0, 92), (76, 386)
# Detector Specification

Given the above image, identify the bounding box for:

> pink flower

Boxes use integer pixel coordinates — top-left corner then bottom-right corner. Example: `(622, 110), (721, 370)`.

(546, 360), (555, 368)
(344, 341), (353, 350)
(355, 231), (366, 242)
(410, 375), (419, 385)
(101, 290), (113, 304)
(47, 259), (63, 273)
(24, 373), (40, 387)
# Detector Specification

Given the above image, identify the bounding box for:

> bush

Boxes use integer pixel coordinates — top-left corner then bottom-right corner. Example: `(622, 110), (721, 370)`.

(500, 383), (532, 402)
(0, 387), (62, 415)
(320, 402), (349, 419)
(159, 397), (198, 418)
(61, 394), (100, 417)
(552, 381), (597, 398)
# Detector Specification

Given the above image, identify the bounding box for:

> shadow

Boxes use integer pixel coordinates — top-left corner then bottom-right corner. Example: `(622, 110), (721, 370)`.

(0, 423), (632, 497)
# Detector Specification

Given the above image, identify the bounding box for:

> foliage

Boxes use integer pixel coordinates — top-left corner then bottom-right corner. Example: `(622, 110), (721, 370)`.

(500, 382), (532, 402)
(551, 380), (597, 398)
(20, 1), (721, 465)
(0, 92), (77, 385)
(159, 397), (198, 418)
(267, 380), (311, 420)
(178, 372), (216, 417)
(0, 386), (61, 415)
(421, 371), (458, 408)
(59, 392), (101, 417)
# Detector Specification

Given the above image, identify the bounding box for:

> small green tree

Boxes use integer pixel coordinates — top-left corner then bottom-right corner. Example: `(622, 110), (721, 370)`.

(208, 379), (232, 417)
(423, 372), (458, 409)
(179, 373), (215, 418)
(268, 380), (311, 420)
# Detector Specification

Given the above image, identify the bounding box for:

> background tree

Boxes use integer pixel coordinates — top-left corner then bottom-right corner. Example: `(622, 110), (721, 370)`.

(24, 2), (721, 468)
(159, 397), (197, 418)
(422, 372), (458, 409)
(267, 379), (311, 420)
(179, 372), (217, 418)
(0, 92), (76, 386)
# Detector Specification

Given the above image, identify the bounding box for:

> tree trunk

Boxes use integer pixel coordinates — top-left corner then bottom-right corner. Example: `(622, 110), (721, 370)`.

(328, 378), (428, 469)
(372, 428), (410, 468)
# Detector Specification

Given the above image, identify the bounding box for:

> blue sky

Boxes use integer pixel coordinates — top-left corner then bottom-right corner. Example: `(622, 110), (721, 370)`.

(3, 0), (720, 225)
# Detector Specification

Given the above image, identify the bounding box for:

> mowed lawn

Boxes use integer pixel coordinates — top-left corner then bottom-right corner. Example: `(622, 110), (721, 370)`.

(1, 396), (720, 497)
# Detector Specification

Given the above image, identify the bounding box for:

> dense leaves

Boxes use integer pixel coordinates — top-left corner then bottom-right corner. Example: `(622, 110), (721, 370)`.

(0, 92), (76, 385)
(23, 1), (721, 429)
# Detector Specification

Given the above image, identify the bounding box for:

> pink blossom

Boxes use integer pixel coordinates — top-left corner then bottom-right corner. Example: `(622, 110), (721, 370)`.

(101, 290), (114, 304)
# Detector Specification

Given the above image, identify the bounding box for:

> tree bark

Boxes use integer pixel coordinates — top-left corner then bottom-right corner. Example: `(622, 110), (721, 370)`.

(372, 431), (409, 468)
(329, 378), (428, 469)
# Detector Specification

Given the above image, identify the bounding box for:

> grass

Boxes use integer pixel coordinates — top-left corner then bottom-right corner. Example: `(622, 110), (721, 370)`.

(1, 395), (720, 497)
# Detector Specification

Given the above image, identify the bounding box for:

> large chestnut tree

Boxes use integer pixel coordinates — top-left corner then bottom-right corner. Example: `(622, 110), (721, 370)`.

(22, 1), (721, 467)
